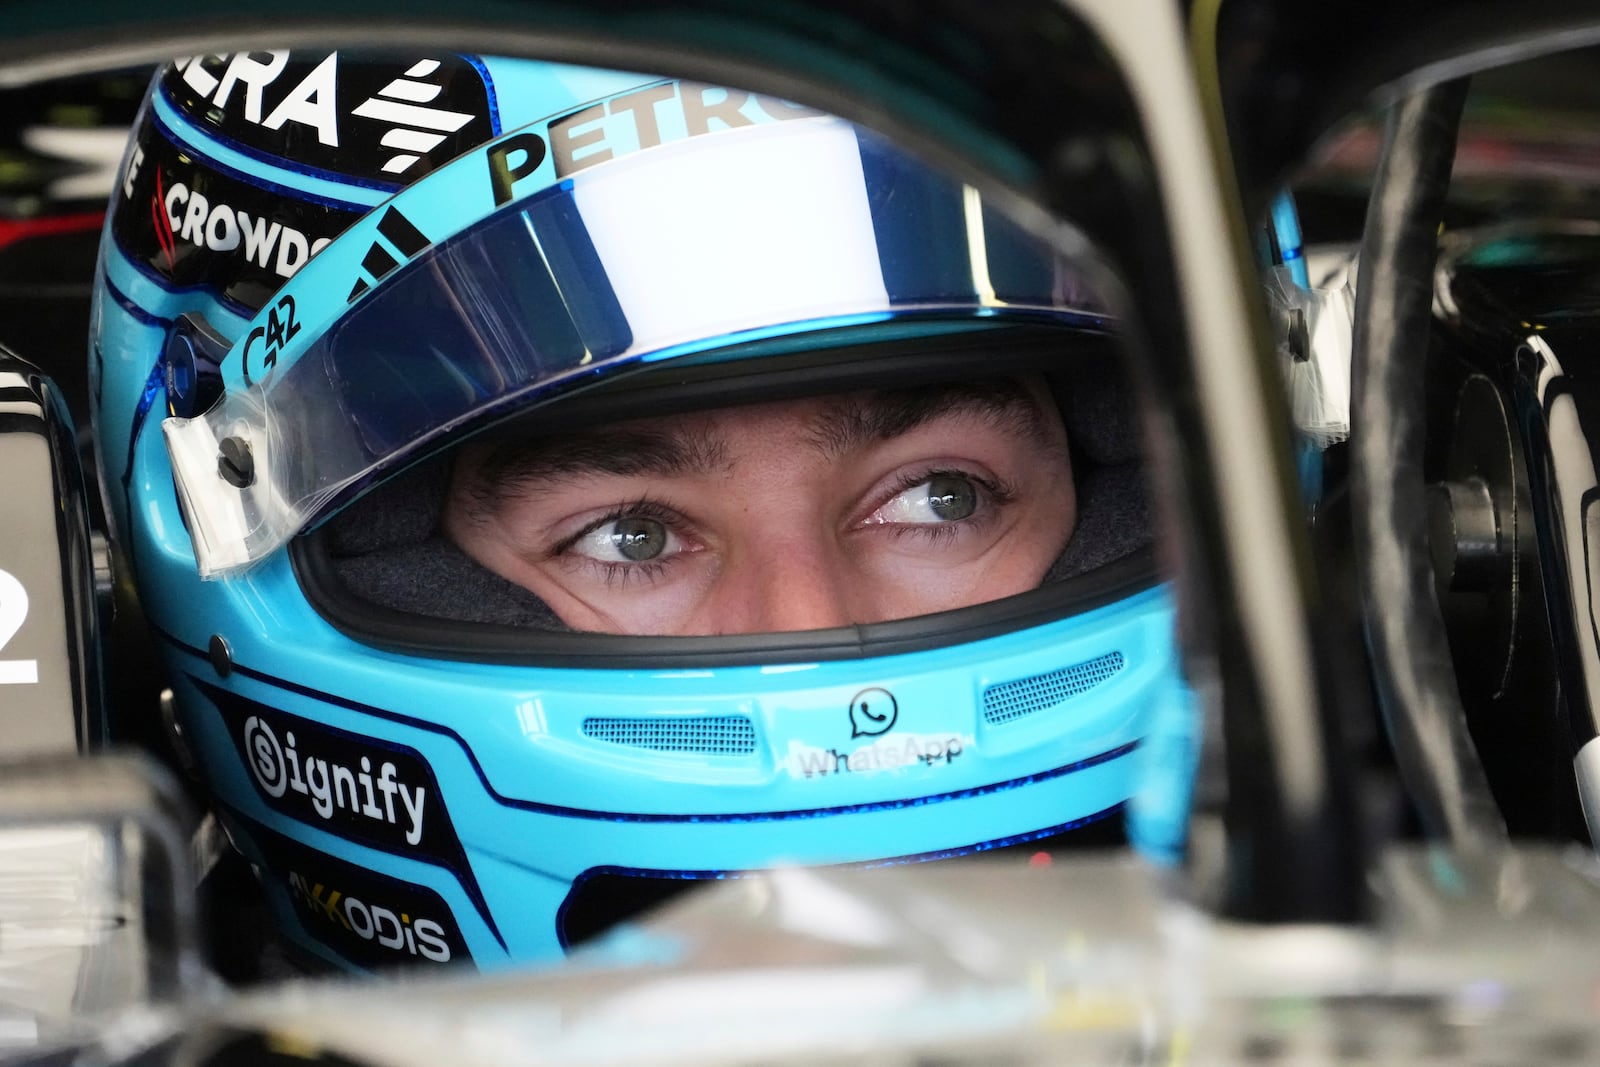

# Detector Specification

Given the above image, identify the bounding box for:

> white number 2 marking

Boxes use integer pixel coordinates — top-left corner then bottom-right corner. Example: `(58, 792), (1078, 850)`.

(0, 570), (39, 685)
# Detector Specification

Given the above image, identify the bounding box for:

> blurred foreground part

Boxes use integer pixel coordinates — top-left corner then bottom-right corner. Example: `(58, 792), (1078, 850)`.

(0, 752), (202, 1059)
(0, 350), (105, 753)
(35, 845), (1600, 1067)
(0, 65), (149, 431)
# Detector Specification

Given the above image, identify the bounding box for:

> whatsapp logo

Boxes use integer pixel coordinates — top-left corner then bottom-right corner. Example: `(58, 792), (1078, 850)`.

(848, 688), (898, 738)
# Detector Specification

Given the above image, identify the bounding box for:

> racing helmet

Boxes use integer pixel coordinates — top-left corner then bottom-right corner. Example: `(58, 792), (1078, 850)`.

(91, 50), (1196, 972)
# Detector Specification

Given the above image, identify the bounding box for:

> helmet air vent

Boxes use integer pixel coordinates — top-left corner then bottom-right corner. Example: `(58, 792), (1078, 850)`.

(982, 651), (1126, 725)
(581, 715), (758, 756)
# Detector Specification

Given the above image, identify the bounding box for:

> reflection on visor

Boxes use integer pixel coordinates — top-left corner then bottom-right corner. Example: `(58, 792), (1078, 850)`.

(166, 117), (1108, 577)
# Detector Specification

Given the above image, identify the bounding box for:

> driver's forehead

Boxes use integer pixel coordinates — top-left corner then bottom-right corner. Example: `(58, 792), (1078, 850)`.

(464, 376), (1065, 491)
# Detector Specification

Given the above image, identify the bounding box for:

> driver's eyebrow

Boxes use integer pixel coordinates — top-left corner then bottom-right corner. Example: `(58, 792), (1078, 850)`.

(808, 379), (1057, 459)
(467, 378), (1053, 504)
(469, 425), (730, 505)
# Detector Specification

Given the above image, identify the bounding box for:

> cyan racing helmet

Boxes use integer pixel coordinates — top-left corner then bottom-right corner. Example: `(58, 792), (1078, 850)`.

(92, 50), (1196, 973)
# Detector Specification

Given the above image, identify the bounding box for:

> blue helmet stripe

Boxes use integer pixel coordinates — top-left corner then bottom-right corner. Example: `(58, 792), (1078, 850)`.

(99, 269), (169, 495)
(459, 53), (502, 135)
(152, 88), (391, 209)
(101, 225), (269, 321)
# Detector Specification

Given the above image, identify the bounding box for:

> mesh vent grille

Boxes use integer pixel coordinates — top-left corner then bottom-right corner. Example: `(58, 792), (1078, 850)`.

(982, 651), (1125, 725)
(581, 715), (758, 755)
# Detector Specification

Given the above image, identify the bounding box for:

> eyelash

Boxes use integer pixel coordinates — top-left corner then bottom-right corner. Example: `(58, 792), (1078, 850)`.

(592, 560), (670, 587)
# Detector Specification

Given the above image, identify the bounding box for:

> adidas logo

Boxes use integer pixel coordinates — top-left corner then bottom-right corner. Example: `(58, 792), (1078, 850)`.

(346, 206), (431, 302)
(351, 59), (474, 176)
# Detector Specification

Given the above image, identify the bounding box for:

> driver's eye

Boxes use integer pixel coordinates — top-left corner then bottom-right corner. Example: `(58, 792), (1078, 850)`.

(925, 474), (979, 521)
(874, 474), (980, 525)
(577, 517), (673, 562)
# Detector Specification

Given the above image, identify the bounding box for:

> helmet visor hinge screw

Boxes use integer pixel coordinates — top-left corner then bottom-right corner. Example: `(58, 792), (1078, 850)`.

(208, 634), (233, 678)
(218, 436), (255, 488)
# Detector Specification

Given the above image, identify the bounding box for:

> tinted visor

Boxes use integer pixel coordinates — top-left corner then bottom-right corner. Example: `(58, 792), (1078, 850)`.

(166, 117), (1110, 577)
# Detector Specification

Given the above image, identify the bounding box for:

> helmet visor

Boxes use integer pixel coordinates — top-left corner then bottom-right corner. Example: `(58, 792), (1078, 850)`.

(165, 116), (1111, 577)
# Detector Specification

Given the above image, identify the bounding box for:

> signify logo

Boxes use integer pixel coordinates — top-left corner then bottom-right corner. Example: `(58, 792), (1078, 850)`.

(288, 871), (455, 964)
(786, 732), (969, 780)
(244, 714), (427, 845)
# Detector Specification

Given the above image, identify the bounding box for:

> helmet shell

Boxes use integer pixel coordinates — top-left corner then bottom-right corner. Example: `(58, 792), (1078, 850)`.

(93, 50), (1196, 971)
